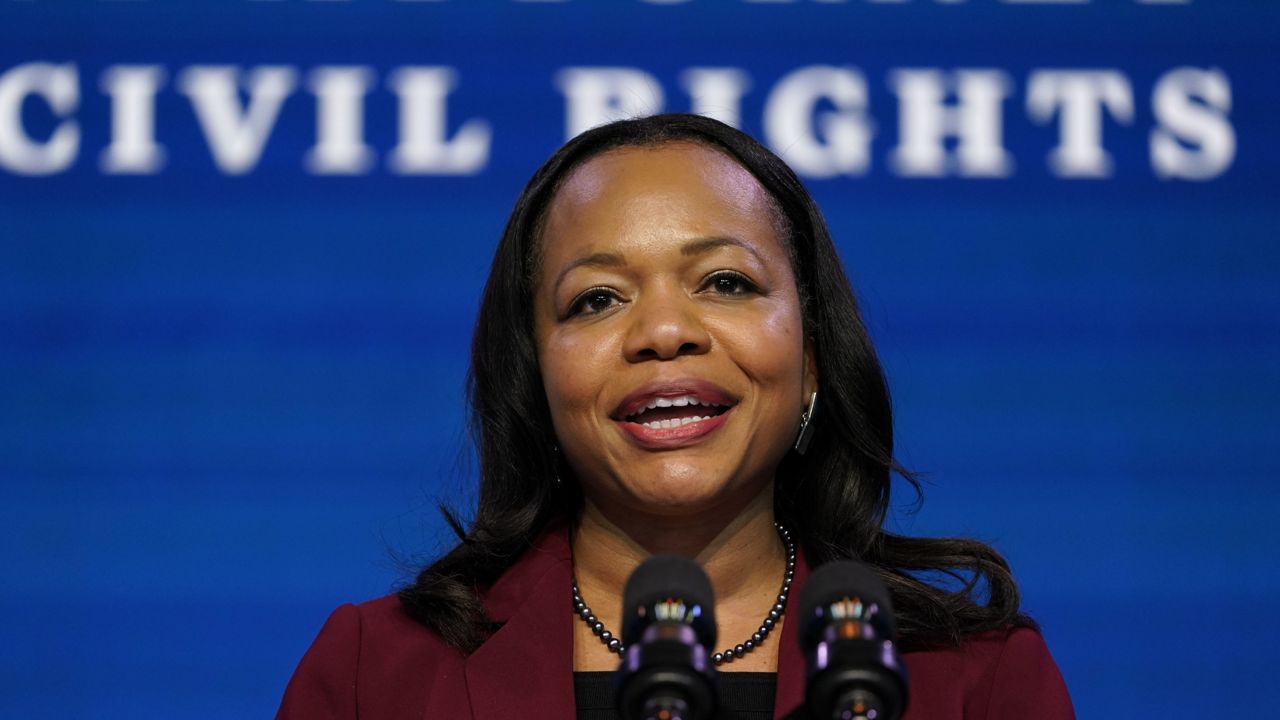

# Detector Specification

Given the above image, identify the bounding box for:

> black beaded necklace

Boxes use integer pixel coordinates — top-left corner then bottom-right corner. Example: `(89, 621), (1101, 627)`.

(571, 523), (796, 666)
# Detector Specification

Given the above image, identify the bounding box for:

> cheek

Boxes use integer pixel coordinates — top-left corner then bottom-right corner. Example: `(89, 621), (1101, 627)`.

(538, 329), (620, 484)
(538, 328), (609, 426)
(715, 301), (806, 380)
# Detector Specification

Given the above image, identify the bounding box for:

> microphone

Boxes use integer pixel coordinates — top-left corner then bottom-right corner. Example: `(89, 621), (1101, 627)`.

(797, 561), (908, 720)
(616, 556), (718, 720)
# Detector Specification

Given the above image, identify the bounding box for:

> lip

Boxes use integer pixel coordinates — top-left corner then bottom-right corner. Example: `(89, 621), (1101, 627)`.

(611, 379), (738, 450)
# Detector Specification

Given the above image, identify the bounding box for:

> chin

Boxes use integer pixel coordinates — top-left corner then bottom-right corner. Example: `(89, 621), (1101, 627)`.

(631, 489), (724, 515)
(617, 474), (765, 520)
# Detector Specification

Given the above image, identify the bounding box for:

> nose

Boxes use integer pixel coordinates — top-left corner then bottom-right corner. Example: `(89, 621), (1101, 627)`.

(622, 288), (712, 362)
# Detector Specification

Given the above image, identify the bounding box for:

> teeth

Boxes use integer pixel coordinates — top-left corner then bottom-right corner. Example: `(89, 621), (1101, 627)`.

(625, 395), (729, 421)
(642, 415), (713, 430)
(643, 395), (703, 411)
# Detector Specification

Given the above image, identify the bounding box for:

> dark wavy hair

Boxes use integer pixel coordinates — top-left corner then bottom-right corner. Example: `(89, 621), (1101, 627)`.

(399, 113), (1033, 653)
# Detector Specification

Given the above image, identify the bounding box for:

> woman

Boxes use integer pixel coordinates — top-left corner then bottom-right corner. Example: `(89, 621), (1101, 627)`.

(277, 114), (1074, 719)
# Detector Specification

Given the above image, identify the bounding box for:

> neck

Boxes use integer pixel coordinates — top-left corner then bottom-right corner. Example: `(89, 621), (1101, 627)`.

(570, 483), (788, 670)
(573, 482), (781, 588)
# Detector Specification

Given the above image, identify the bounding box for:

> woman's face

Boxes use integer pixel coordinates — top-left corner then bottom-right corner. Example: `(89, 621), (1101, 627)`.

(533, 142), (816, 522)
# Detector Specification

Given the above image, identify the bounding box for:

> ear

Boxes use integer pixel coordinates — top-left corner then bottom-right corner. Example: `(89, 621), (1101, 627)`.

(802, 335), (819, 400)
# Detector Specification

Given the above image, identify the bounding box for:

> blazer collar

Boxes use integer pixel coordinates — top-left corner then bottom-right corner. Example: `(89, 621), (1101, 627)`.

(462, 523), (812, 720)
(464, 523), (576, 720)
(773, 543), (810, 718)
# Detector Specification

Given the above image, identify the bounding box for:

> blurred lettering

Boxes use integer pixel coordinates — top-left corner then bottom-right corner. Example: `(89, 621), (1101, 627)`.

(1151, 67), (1234, 181)
(176, 65), (298, 175)
(0, 62), (1235, 180)
(388, 67), (490, 175)
(557, 67), (665, 139)
(0, 62), (80, 175)
(306, 66), (376, 175)
(1027, 70), (1133, 178)
(99, 65), (167, 174)
(763, 66), (872, 178)
(681, 68), (752, 129)
(889, 69), (1014, 177)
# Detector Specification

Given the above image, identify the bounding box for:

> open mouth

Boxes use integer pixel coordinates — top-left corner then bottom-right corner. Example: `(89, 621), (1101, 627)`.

(622, 395), (731, 430)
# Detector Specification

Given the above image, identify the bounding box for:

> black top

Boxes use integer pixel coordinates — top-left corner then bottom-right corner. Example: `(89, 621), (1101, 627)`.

(574, 671), (776, 720)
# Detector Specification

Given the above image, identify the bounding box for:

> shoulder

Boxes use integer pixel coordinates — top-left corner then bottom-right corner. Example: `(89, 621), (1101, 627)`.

(275, 527), (572, 719)
(305, 594), (452, 660)
(275, 595), (465, 720)
(902, 626), (1075, 720)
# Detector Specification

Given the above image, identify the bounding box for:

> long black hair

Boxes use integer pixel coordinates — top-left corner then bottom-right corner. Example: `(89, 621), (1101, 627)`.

(399, 113), (1032, 653)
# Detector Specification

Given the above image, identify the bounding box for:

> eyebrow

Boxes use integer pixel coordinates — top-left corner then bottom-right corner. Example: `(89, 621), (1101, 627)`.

(553, 252), (625, 295)
(681, 236), (766, 266)
(552, 236), (765, 294)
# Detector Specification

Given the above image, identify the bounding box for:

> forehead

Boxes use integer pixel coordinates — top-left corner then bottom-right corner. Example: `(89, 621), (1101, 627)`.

(538, 142), (785, 266)
(554, 142), (770, 215)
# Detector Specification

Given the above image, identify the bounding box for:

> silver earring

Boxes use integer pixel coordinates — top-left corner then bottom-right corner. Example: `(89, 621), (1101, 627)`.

(552, 444), (563, 486)
(794, 391), (818, 455)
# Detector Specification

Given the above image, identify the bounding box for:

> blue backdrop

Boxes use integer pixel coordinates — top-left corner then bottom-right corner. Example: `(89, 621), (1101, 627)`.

(2, 1), (1277, 717)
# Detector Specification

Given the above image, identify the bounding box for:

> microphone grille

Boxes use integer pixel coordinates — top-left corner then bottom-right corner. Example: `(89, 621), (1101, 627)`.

(620, 555), (717, 646)
(798, 560), (896, 637)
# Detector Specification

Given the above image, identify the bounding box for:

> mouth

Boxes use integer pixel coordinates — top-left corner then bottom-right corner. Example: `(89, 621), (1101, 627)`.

(620, 395), (731, 429)
(611, 382), (737, 448)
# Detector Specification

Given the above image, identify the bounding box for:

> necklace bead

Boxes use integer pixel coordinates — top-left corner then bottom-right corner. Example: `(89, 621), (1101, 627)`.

(572, 523), (795, 665)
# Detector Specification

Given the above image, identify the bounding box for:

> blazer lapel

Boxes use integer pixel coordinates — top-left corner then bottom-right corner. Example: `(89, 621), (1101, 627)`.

(460, 525), (815, 720)
(464, 526), (577, 720)
(774, 545), (812, 718)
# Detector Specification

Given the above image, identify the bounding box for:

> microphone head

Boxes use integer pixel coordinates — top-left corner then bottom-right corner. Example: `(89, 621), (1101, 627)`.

(798, 560), (896, 642)
(616, 556), (719, 720)
(621, 555), (717, 649)
(797, 560), (908, 720)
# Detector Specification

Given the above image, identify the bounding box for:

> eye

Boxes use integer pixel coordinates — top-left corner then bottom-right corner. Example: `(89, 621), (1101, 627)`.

(702, 271), (759, 297)
(567, 287), (622, 317)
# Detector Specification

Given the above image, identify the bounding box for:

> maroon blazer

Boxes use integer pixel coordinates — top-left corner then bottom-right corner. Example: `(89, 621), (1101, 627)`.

(277, 527), (1074, 719)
